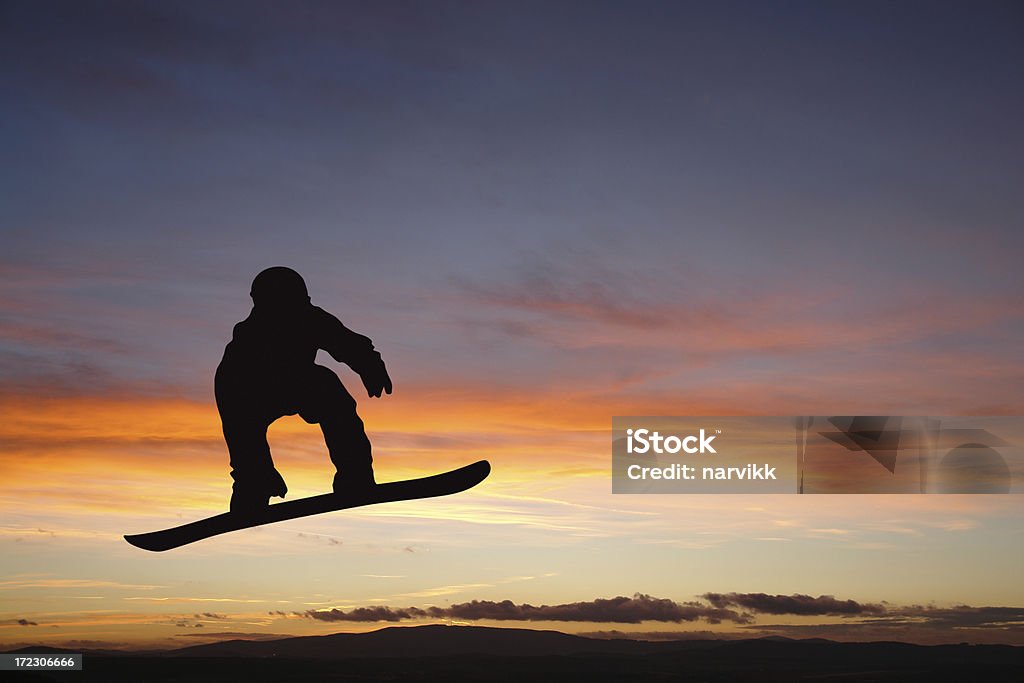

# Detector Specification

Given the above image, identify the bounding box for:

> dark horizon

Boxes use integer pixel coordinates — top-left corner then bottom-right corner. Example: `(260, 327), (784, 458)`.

(6, 624), (1023, 683)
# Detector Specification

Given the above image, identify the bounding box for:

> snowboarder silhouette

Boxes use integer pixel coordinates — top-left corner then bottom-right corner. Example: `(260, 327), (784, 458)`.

(215, 267), (392, 514)
(124, 266), (487, 550)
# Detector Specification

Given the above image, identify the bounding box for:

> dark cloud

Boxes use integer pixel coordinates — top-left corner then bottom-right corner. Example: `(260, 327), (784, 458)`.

(443, 595), (747, 624)
(17, 619), (38, 626)
(742, 604), (1024, 645)
(307, 594), (748, 625)
(703, 593), (885, 616)
(303, 594), (1024, 639)
(307, 606), (430, 623)
(893, 605), (1024, 630)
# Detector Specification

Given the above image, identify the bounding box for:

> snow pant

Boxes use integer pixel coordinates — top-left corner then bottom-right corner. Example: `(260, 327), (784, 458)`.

(214, 363), (373, 491)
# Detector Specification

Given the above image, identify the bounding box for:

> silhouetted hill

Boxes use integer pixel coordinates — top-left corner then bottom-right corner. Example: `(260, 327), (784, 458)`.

(166, 624), (673, 658)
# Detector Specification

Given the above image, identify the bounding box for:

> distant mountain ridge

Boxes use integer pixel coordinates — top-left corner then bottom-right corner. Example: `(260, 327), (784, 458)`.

(168, 624), (676, 658)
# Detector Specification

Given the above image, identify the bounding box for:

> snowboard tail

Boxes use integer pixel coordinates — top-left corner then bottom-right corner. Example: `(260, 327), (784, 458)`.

(124, 460), (490, 552)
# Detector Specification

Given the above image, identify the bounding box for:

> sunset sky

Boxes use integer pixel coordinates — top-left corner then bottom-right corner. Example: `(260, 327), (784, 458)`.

(2, 1), (1023, 650)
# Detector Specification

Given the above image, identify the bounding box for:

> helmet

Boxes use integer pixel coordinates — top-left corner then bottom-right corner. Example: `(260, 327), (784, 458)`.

(250, 267), (310, 308)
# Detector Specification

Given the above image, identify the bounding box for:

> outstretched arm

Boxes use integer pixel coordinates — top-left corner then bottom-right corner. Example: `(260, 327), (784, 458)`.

(314, 307), (393, 398)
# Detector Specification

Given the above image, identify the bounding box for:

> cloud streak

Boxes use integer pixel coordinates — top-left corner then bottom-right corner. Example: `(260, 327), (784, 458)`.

(0, 579), (163, 591)
(750, 604), (1024, 645)
(703, 592), (886, 616)
(307, 594), (748, 624)
(296, 593), (1024, 645)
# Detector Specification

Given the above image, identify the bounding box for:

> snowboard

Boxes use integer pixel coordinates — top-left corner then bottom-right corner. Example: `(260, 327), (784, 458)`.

(124, 460), (490, 552)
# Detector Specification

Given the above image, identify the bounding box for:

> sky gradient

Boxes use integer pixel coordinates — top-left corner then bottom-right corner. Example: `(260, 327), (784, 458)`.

(1, 1), (1023, 649)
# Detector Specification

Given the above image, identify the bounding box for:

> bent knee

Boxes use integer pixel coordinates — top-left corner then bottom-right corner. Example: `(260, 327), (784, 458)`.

(299, 366), (356, 422)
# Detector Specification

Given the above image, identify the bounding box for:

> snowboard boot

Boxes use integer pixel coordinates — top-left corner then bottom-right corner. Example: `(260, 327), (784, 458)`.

(333, 466), (376, 497)
(230, 468), (288, 515)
